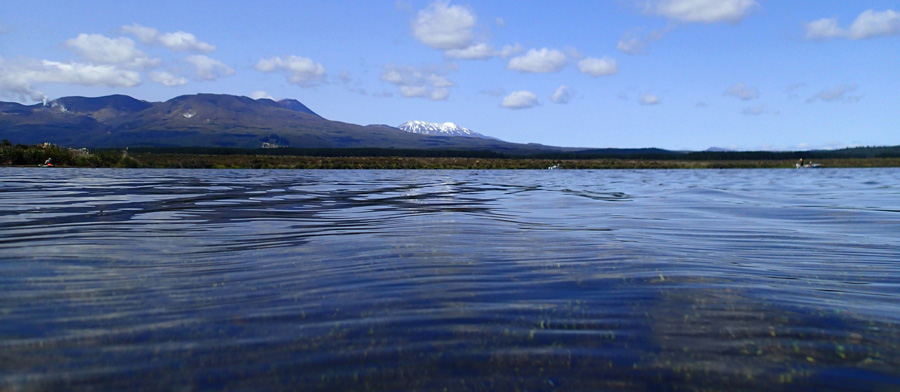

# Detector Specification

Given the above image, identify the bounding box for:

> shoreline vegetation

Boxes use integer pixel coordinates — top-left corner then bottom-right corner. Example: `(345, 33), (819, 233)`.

(3, 141), (900, 169)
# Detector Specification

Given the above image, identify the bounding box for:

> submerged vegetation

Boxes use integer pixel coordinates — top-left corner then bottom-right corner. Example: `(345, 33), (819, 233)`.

(3, 141), (900, 169)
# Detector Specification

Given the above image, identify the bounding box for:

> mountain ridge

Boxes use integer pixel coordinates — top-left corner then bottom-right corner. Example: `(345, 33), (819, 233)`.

(0, 93), (573, 154)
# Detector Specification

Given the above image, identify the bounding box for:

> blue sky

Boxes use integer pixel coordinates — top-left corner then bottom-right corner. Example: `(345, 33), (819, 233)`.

(1, 0), (898, 150)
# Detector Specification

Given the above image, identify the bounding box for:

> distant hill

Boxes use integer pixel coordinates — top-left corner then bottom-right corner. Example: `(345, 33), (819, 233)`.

(0, 94), (570, 154)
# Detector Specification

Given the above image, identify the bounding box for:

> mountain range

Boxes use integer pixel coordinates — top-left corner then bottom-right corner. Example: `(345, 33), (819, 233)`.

(0, 94), (569, 154)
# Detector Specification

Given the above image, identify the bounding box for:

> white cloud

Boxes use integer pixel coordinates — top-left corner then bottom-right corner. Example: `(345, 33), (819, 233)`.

(804, 18), (843, 39)
(501, 90), (538, 109)
(507, 48), (567, 73)
(411, 1), (476, 50)
(185, 55), (234, 81)
(429, 88), (450, 100)
(848, 10), (900, 39)
(578, 57), (618, 77)
(149, 71), (188, 86)
(0, 57), (141, 101)
(121, 23), (159, 44)
(499, 44), (523, 59)
(807, 84), (862, 103)
(381, 69), (405, 84)
(0, 58), (44, 101)
(381, 64), (454, 101)
(39, 61), (139, 87)
(551, 85), (570, 104)
(805, 10), (900, 40)
(617, 37), (646, 55)
(254, 55), (326, 86)
(649, 0), (758, 24)
(159, 31), (216, 53)
(724, 82), (759, 100)
(617, 27), (671, 54)
(399, 85), (427, 97)
(65, 33), (159, 69)
(428, 74), (454, 88)
(121, 23), (215, 52)
(249, 91), (274, 100)
(639, 93), (661, 105)
(444, 43), (496, 60)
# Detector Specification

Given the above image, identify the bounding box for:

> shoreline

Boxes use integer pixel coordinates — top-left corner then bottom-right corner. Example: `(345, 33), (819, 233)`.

(6, 153), (900, 170)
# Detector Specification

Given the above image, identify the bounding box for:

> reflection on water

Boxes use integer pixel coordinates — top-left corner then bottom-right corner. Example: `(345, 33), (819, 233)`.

(1, 168), (899, 391)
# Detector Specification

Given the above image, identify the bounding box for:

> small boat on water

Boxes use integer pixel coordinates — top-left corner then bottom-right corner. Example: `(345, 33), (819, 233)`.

(795, 158), (821, 169)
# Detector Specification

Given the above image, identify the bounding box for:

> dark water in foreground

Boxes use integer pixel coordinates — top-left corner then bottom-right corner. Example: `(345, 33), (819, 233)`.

(1, 168), (899, 391)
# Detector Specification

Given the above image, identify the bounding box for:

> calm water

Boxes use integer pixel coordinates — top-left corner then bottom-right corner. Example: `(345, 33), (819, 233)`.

(1, 168), (899, 391)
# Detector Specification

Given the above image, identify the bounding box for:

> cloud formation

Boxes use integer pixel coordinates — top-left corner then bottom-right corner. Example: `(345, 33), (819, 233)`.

(507, 48), (567, 73)
(501, 90), (538, 109)
(411, 1), (476, 50)
(805, 9), (900, 40)
(255, 55), (326, 86)
(0, 57), (141, 101)
(551, 85), (571, 104)
(149, 71), (188, 86)
(444, 43), (495, 60)
(648, 0), (758, 24)
(121, 23), (215, 52)
(639, 93), (661, 105)
(617, 28), (670, 54)
(120, 24), (158, 44)
(0, 26), (221, 99)
(724, 82), (759, 100)
(65, 34), (159, 69)
(807, 84), (862, 103)
(381, 64), (454, 100)
(186, 55), (234, 81)
(578, 57), (618, 77)
(443, 43), (522, 60)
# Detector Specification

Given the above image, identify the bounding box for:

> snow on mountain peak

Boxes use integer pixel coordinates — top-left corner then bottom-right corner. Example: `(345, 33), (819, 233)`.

(398, 120), (491, 139)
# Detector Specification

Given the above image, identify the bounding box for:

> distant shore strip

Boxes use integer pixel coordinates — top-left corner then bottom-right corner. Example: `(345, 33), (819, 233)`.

(3, 142), (900, 169)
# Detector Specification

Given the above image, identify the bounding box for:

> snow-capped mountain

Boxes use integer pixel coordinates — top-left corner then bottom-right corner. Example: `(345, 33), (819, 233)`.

(398, 121), (493, 139)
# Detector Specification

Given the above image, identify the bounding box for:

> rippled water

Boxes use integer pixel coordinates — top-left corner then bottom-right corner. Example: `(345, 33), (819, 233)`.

(2, 168), (899, 391)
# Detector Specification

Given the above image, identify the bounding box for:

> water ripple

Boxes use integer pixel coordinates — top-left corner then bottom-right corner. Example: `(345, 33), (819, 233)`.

(1, 168), (899, 390)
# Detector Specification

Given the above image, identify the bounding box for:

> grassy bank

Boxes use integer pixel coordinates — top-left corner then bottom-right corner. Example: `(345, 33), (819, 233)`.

(4, 142), (900, 169)
(74, 152), (900, 169)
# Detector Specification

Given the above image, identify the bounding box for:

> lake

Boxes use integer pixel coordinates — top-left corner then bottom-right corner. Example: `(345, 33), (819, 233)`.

(1, 167), (899, 391)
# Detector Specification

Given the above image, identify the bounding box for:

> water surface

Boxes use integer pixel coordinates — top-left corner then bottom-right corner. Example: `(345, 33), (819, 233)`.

(2, 168), (899, 391)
